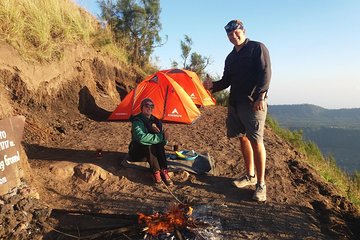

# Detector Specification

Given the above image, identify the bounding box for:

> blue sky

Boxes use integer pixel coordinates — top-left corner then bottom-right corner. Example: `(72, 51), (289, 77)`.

(74, 0), (360, 109)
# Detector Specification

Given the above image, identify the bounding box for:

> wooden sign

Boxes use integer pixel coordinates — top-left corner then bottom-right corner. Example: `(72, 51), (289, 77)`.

(0, 116), (26, 195)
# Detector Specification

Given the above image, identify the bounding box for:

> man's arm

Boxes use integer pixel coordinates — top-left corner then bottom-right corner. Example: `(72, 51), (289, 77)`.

(253, 43), (271, 101)
(251, 43), (271, 111)
(203, 71), (231, 93)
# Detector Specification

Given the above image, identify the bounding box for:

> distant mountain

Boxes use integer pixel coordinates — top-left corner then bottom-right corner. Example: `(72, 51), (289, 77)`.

(268, 104), (360, 173)
(268, 104), (360, 129)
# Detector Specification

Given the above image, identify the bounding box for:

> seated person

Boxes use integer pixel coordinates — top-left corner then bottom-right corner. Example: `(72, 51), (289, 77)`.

(128, 98), (173, 186)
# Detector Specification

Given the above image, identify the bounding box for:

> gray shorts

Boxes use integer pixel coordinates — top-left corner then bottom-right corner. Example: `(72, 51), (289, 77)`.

(226, 102), (267, 143)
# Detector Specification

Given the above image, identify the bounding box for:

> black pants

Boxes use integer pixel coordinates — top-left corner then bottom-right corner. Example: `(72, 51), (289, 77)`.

(129, 142), (167, 173)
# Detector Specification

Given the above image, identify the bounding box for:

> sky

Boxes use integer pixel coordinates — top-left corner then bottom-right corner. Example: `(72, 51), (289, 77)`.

(74, 0), (360, 109)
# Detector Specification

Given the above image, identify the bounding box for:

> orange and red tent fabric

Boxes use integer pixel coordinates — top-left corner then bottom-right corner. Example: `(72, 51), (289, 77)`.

(161, 68), (216, 107)
(108, 72), (200, 124)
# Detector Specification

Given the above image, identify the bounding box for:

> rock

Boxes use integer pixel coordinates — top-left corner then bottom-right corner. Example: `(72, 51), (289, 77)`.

(49, 162), (75, 179)
(16, 198), (33, 211)
(33, 208), (51, 223)
(176, 170), (190, 182)
(0, 204), (13, 215)
(74, 163), (110, 183)
(0, 184), (50, 239)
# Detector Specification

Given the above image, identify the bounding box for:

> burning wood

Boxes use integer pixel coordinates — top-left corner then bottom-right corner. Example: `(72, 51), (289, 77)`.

(138, 204), (194, 237)
(45, 204), (219, 239)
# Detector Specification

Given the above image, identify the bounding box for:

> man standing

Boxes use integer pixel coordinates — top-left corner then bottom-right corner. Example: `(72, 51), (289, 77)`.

(203, 20), (271, 201)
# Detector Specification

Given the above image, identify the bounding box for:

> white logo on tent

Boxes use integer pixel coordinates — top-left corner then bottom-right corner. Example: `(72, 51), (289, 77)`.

(190, 93), (196, 99)
(168, 108), (182, 118)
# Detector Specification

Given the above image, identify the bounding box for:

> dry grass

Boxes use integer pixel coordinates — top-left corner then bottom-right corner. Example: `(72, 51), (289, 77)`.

(0, 0), (128, 64)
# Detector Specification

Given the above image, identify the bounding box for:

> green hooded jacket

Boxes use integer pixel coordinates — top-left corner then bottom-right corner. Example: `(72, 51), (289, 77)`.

(129, 113), (166, 146)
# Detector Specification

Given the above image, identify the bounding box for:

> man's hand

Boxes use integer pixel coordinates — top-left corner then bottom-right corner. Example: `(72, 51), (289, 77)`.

(203, 74), (213, 90)
(253, 99), (266, 111)
(203, 80), (213, 90)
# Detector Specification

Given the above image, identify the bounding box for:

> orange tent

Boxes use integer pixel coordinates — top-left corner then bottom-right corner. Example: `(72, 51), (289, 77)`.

(162, 68), (216, 107)
(108, 72), (200, 124)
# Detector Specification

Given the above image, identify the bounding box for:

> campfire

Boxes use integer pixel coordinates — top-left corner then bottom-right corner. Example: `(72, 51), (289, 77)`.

(138, 204), (207, 240)
(46, 203), (222, 239)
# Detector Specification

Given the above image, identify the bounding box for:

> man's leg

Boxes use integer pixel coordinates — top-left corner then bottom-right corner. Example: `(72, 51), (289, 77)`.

(240, 136), (255, 177)
(232, 136), (257, 188)
(251, 140), (267, 201)
(250, 141), (266, 184)
(233, 102), (267, 200)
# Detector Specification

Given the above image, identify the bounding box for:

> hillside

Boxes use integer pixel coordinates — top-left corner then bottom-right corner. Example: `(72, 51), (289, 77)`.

(268, 104), (360, 173)
(1, 1), (360, 238)
(1, 41), (360, 239)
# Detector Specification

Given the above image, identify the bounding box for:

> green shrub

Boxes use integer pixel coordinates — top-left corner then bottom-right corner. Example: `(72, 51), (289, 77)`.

(213, 90), (229, 106)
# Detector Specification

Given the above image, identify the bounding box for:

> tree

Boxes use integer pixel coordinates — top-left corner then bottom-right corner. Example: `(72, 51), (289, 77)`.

(172, 35), (211, 78)
(189, 52), (210, 77)
(180, 35), (192, 69)
(98, 0), (162, 67)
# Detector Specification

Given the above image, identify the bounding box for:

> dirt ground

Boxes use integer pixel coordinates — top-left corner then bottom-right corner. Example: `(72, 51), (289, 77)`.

(1, 42), (360, 239)
(22, 105), (359, 240)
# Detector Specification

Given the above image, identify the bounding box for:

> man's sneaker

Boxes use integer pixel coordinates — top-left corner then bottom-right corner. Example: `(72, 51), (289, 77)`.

(160, 169), (173, 186)
(232, 174), (257, 188)
(153, 171), (162, 184)
(253, 183), (266, 202)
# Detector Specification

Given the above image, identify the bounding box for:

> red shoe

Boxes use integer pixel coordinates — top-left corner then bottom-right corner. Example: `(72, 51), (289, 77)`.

(160, 169), (173, 186)
(153, 171), (162, 184)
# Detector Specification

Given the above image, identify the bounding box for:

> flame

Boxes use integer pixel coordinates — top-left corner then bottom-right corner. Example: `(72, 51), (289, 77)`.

(138, 204), (193, 236)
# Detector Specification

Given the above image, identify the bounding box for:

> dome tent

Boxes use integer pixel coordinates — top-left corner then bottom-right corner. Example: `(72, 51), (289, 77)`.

(162, 68), (216, 107)
(108, 72), (200, 124)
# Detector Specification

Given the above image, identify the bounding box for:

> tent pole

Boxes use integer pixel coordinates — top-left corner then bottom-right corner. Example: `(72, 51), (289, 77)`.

(162, 86), (169, 120)
(131, 85), (138, 113)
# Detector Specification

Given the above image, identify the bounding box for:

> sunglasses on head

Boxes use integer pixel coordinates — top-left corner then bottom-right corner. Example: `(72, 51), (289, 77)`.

(144, 103), (155, 109)
(224, 21), (243, 33)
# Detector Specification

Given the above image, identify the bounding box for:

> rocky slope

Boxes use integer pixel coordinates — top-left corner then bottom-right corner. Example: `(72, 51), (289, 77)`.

(1, 42), (360, 239)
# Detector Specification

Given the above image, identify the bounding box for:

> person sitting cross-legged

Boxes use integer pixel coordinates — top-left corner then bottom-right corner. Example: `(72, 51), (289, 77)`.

(128, 98), (173, 186)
